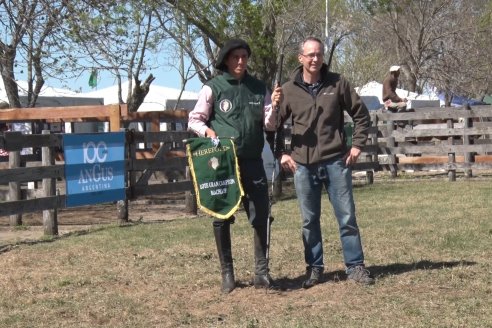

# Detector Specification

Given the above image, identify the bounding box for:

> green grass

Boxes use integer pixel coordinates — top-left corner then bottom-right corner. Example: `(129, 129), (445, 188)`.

(12, 224), (30, 231)
(0, 179), (491, 328)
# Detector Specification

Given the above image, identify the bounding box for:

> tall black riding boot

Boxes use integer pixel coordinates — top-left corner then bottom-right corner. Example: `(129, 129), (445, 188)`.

(213, 220), (235, 293)
(253, 223), (276, 289)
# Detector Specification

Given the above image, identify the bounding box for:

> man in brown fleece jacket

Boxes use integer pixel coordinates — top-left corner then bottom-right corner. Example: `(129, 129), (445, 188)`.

(276, 37), (374, 288)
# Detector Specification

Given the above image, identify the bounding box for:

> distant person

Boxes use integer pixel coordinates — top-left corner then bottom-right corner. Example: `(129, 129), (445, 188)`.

(188, 39), (282, 293)
(382, 65), (408, 112)
(277, 36), (374, 288)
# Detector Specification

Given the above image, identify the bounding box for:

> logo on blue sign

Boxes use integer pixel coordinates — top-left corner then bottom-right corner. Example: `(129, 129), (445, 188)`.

(64, 133), (125, 207)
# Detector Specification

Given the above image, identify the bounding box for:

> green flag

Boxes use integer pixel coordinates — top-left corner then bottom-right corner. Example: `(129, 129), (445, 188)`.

(88, 69), (97, 88)
(186, 137), (244, 219)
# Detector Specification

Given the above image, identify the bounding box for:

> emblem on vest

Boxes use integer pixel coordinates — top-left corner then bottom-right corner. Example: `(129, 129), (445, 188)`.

(219, 99), (233, 113)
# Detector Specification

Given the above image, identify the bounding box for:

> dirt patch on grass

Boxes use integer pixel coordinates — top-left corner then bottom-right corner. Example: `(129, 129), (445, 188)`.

(0, 194), (195, 246)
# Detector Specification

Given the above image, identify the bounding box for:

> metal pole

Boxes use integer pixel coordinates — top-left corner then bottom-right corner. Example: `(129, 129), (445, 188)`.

(266, 53), (284, 268)
(325, 0), (329, 57)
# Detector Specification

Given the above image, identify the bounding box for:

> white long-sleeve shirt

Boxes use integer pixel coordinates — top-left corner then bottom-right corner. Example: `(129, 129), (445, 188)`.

(188, 85), (277, 137)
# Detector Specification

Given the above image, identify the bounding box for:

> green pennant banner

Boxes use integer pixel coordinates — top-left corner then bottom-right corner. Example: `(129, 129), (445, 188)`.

(186, 137), (244, 219)
(88, 69), (97, 88)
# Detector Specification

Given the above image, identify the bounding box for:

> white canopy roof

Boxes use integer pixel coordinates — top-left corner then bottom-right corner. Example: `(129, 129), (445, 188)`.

(0, 79), (81, 102)
(81, 81), (199, 112)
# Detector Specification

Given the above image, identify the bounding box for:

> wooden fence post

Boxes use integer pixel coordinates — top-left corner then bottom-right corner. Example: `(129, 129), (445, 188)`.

(117, 128), (129, 224)
(109, 104), (121, 132)
(365, 163), (374, 184)
(117, 200), (128, 223)
(388, 136), (397, 178)
(447, 119), (456, 181)
(8, 150), (22, 226)
(463, 113), (473, 178)
(365, 115), (377, 184)
(42, 130), (58, 236)
(386, 119), (397, 178)
(151, 112), (160, 152)
(127, 129), (137, 199)
(372, 115), (379, 164)
(185, 166), (197, 215)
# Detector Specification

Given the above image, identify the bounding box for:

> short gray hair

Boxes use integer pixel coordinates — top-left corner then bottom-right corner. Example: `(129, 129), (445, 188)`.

(299, 37), (324, 54)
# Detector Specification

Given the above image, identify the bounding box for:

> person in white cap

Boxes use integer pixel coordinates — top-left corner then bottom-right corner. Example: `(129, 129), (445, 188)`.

(382, 65), (408, 112)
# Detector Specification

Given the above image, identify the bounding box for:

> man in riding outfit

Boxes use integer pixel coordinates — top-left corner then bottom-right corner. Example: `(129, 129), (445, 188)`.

(188, 39), (283, 293)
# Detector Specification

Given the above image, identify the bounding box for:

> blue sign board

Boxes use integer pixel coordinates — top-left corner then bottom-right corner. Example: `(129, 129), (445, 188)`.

(63, 133), (126, 207)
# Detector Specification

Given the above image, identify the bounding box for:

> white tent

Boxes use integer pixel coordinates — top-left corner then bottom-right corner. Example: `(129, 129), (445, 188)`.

(2, 79), (104, 134)
(79, 80), (200, 136)
(356, 81), (440, 109)
(0, 79), (105, 152)
(0, 79), (104, 109)
(80, 81), (199, 112)
(0, 79), (83, 103)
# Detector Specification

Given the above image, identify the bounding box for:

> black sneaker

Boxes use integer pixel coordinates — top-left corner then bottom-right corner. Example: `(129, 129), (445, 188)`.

(302, 266), (323, 289)
(347, 265), (374, 285)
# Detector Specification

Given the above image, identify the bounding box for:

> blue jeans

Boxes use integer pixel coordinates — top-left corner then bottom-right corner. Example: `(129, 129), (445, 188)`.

(294, 156), (365, 270)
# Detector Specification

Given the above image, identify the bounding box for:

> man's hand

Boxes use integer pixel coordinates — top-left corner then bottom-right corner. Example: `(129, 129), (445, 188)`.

(205, 128), (217, 139)
(280, 154), (297, 173)
(344, 147), (362, 166)
(271, 86), (283, 109)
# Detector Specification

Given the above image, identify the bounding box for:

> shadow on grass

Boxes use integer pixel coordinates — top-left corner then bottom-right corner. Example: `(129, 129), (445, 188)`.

(368, 260), (476, 279)
(0, 225), (111, 254)
(272, 259), (476, 291)
(0, 216), (202, 255)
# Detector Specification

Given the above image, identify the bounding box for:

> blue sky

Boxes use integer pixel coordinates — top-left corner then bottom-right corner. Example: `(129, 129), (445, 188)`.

(48, 65), (204, 94)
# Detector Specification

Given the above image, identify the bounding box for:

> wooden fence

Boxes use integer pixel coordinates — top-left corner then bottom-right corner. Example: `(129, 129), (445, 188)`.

(0, 103), (188, 133)
(1, 103), (492, 235)
(370, 105), (492, 180)
(0, 128), (197, 233)
(0, 104), (197, 234)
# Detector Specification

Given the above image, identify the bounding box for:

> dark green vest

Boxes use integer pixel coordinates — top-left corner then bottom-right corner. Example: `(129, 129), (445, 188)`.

(207, 72), (266, 159)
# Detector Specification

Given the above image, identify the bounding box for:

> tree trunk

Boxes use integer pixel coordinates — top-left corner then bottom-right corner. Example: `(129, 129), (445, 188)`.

(0, 46), (21, 108)
(127, 74), (156, 113)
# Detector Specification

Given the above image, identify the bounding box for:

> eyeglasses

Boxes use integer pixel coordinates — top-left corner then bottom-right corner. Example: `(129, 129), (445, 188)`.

(300, 52), (324, 60)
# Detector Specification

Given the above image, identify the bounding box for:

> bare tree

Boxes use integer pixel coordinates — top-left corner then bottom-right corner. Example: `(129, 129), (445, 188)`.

(262, 0), (370, 86)
(357, 0), (456, 92)
(0, 0), (67, 108)
(154, 4), (213, 87)
(155, 0), (294, 88)
(355, 0), (492, 101)
(62, 0), (164, 112)
(429, 0), (492, 104)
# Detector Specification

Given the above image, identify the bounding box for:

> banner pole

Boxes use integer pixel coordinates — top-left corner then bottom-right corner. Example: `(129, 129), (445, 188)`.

(266, 53), (284, 271)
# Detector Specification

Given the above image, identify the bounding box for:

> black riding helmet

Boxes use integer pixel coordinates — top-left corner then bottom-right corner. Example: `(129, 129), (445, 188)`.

(215, 39), (251, 71)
